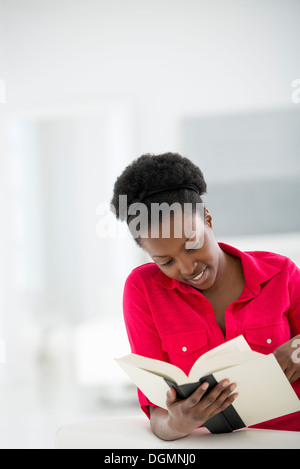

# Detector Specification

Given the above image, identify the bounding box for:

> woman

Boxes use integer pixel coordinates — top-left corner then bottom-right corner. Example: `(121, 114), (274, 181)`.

(111, 152), (300, 440)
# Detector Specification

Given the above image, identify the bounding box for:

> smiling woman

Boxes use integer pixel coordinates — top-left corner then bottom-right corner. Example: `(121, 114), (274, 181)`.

(111, 153), (300, 441)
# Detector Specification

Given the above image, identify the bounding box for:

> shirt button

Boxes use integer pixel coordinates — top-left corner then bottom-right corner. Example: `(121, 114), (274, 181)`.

(267, 338), (272, 344)
(182, 346), (187, 352)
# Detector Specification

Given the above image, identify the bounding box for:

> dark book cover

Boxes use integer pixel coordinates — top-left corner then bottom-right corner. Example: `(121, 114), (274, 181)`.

(164, 374), (246, 434)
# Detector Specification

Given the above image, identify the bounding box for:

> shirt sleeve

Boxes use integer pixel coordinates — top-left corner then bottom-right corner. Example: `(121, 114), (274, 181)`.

(122, 270), (168, 418)
(287, 258), (300, 336)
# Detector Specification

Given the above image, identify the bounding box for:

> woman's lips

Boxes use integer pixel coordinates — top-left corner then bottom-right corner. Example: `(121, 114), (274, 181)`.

(187, 265), (208, 285)
(192, 266), (207, 280)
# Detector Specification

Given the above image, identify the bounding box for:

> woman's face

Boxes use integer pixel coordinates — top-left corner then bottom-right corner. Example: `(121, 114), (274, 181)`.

(140, 209), (221, 291)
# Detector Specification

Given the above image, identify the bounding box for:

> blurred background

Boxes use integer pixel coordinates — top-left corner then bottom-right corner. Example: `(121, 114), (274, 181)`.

(0, 0), (299, 448)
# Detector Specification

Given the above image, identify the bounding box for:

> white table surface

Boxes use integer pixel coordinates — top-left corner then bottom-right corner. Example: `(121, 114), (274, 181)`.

(55, 415), (300, 449)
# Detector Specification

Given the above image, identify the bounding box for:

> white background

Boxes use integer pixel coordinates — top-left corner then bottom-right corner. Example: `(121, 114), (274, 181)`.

(0, 0), (299, 448)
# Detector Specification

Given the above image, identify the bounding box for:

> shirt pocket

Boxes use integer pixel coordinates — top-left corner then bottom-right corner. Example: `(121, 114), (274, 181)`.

(244, 322), (291, 354)
(160, 329), (208, 372)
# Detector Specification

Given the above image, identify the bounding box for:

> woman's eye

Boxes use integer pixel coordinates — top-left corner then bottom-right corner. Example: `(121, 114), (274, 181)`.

(161, 259), (174, 267)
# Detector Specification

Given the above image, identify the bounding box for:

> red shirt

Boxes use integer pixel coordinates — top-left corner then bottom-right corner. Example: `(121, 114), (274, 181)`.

(123, 243), (300, 431)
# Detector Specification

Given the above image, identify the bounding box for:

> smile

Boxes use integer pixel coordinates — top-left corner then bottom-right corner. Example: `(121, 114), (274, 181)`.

(192, 266), (207, 281)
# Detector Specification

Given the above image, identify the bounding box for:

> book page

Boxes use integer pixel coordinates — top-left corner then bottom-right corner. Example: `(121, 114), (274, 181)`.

(188, 349), (260, 382)
(188, 335), (258, 381)
(116, 336), (260, 387)
(213, 354), (300, 426)
(190, 335), (251, 371)
(115, 353), (188, 383)
(116, 359), (170, 409)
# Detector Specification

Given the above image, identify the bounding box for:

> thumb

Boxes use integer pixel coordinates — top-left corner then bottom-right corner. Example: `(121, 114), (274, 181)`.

(166, 387), (177, 406)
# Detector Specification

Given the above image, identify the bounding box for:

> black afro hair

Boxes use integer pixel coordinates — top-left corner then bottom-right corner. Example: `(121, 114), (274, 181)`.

(111, 152), (207, 223)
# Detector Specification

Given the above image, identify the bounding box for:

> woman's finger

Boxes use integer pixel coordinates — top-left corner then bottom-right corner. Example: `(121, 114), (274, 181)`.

(166, 386), (178, 407)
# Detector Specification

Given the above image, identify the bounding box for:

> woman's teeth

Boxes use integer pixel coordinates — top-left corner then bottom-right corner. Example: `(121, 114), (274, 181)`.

(193, 267), (206, 281)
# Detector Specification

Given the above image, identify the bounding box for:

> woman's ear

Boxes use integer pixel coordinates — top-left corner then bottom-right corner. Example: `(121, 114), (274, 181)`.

(205, 208), (213, 228)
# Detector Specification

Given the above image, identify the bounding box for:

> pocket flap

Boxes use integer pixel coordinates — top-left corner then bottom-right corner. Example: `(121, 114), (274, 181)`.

(161, 329), (208, 356)
(245, 322), (287, 350)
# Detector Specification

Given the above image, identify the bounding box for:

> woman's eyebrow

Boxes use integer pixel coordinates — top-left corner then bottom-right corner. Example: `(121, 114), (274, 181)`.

(152, 237), (192, 258)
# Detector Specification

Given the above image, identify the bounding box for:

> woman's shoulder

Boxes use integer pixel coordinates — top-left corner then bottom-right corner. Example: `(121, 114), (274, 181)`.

(125, 262), (161, 285)
(246, 249), (298, 271)
(130, 261), (160, 274)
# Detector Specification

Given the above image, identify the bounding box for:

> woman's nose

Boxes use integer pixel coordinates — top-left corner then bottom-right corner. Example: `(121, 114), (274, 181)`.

(178, 258), (197, 277)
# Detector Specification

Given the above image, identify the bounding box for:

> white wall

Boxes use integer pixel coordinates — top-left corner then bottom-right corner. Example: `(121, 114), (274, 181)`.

(1, 0), (300, 152)
(0, 0), (9, 377)
(0, 0), (300, 447)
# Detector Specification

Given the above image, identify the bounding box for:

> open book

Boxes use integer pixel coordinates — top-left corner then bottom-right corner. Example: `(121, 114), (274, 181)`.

(116, 336), (300, 433)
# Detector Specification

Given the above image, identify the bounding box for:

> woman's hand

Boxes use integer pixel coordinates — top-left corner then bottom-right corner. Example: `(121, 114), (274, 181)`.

(165, 379), (238, 436)
(273, 334), (300, 383)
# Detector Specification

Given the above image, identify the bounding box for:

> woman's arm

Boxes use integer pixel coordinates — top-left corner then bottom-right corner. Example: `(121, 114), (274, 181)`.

(150, 379), (238, 441)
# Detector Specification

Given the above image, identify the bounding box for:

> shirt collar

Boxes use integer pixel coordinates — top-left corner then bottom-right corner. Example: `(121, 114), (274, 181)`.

(153, 242), (281, 300)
